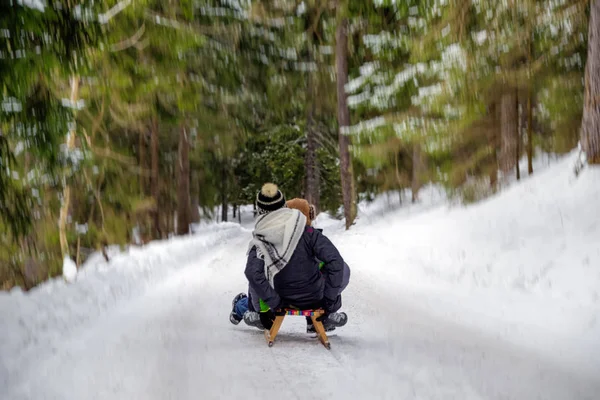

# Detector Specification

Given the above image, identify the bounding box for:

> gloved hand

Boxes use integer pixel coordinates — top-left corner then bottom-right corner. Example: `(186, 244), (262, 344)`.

(259, 309), (275, 330)
(260, 303), (286, 329)
(322, 295), (342, 316)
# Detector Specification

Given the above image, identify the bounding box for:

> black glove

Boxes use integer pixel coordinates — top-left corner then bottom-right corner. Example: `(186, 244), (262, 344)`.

(260, 309), (275, 330)
(322, 295), (342, 315)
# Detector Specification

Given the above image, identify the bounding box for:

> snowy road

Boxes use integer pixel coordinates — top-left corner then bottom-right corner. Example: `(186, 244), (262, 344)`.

(5, 231), (599, 400)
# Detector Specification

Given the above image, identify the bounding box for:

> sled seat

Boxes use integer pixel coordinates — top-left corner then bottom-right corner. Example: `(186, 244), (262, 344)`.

(264, 308), (331, 349)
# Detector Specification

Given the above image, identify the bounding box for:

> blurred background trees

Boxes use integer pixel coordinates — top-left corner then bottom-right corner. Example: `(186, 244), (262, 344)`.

(1, 0), (595, 289)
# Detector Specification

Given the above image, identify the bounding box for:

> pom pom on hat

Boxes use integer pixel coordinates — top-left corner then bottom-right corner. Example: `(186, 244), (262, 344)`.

(261, 183), (279, 198)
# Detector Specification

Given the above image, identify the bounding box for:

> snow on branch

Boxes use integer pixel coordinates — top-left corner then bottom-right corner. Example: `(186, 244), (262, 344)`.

(98, 0), (132, 24)
(17, 0), (45, 12)
(2, 97), (22, 113)
(346, 62), (378, 94)
(340, 116), (387, 136)
(110, 24), (145, 52)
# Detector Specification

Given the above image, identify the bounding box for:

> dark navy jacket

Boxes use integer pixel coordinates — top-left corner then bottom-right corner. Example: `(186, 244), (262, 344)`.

(245, 225), (345, 312)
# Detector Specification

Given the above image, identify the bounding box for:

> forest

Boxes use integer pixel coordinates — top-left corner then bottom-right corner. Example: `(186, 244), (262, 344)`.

(1, 0), (599, 290)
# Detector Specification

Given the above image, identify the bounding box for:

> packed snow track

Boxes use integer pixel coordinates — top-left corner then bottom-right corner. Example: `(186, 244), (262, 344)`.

(3, 227), (598, 400)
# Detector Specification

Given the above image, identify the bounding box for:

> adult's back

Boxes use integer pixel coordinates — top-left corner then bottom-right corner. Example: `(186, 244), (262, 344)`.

(248, 224), (345, 310)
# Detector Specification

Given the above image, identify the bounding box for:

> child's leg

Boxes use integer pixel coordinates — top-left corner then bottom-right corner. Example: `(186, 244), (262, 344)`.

(234, 296), (249, 316)
(230, 292), (247, 325)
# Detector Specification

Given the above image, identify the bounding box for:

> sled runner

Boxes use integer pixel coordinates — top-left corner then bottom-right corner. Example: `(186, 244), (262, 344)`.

(264, 308), (331, 349)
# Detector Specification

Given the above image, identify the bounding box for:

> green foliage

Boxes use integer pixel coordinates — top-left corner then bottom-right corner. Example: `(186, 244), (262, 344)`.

(0, 0), (590, 290)
(236, 124), (307, 204)
(317, 146), (343, 215)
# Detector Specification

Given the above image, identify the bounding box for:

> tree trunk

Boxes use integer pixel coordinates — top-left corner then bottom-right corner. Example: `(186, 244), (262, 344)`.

(305, 102), (320, 210)
(59, 75), (79, 259)
(190, 171), (200, 223)
(489, 102), (499, 190)
(336, 16), (357, 229)
(527, 91), (534, 175)
(581, 0), (600, 164)
(24, 151), (30, 176)
(221, 162), (228, 222)
(516, 91), (521, 181)
(176, 124), (191, 235)
(527, 19), (534, 176)
(151, 116), (161, 239)
(412, 143), (421, 203)
(305, 49), (320, 209)
(139, 128), (147, 195)
(500, 90), (518, 181)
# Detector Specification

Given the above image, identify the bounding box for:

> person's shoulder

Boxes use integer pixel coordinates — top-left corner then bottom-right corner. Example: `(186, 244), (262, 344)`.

(303, 225), (324, 238)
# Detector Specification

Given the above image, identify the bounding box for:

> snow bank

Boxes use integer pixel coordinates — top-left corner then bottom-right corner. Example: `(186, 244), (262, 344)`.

(0, 222), (243, 388)
(315, 151), (600, 372)
(333, 151), (600, 306)
(62, 257), (78, 283)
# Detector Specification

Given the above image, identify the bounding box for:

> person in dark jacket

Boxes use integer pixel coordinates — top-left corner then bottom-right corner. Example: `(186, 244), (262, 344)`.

(230, 184), (349, 331)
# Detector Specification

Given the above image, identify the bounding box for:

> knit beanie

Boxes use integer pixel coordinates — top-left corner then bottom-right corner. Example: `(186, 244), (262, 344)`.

(256, 183), (286, 214)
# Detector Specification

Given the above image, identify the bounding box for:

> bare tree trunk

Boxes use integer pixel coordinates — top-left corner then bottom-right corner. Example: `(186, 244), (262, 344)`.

(527, 91), (534, 175)
(527, 20), (534, 176)
(394, 148), (403, 189)
(516, 91), (521, 181)
(581, 0), (600, 164)
(489, 102), (499, 190)
(177, 124), (191, 235)
(59, 76), (79, 259)
(151, 116), (161, 239)
(190, 171), (200, 223)
(305, 103), (320, 209)
(500, 90), (518, 182)
(305, 49), (320, 209)
(336, 16), (357, 229)
(24, 151), (30, 176)
(221, 162), (228, 222)
(412, 143), (421, 203)
(139, 128), (147, 195)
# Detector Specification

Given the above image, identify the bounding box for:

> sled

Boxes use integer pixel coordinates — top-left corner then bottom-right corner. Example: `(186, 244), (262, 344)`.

(264, 308), (331, 349)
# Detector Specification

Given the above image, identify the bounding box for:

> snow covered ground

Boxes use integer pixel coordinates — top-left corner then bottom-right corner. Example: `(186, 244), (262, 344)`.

(1, 151), (599, 399)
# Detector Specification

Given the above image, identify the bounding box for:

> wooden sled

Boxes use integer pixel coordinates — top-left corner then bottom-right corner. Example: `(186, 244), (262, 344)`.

(264, 308), (331, 349)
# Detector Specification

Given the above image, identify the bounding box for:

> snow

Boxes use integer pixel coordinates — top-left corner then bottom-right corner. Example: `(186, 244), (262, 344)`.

(62, 257), (78, 283)
(2, 97), (22, 113)
(473, 30), (488, 45)
(343, 150), (600, 306)
(61, 98), (85, 110)
(17, 0), (45, 12)
(345, 62), (378, 94)
(340, 116), (386, 135)
(296, 1), (306, 16)
(98, 0), (132, 24)
(2, 151), (600, 399)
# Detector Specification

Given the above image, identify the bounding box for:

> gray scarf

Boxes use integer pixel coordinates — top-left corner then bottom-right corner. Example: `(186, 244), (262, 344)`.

(247, 208), (306, 288)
